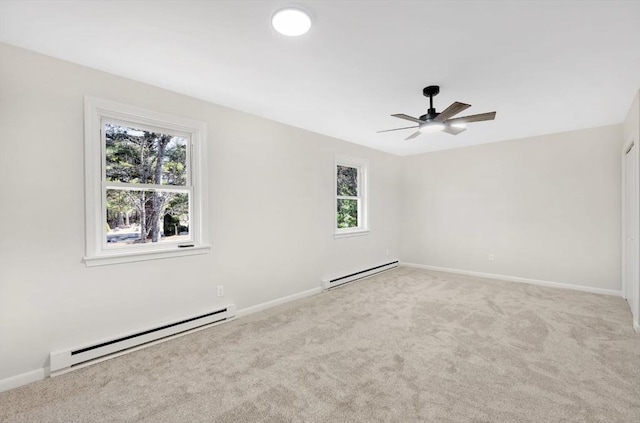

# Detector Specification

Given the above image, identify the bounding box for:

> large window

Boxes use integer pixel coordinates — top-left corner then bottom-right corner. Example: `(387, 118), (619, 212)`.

(335, 156), (369, 237)
(84, 97), (209, 266)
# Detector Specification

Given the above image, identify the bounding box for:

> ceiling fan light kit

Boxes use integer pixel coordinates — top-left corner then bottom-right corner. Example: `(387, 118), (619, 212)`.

(420, 122), (445, 133)
(378, 85), (497, 140)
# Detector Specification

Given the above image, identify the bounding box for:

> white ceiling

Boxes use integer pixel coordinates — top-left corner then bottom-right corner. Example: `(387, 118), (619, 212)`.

(1, 1), (639, 156)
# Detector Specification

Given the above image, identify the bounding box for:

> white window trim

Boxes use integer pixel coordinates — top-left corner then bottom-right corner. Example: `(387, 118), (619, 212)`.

(334, 155), (369, 238)
(84, 96), (209, 266)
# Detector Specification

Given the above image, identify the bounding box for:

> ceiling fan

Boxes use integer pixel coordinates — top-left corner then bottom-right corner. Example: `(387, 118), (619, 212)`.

(378, 85), (496, 140)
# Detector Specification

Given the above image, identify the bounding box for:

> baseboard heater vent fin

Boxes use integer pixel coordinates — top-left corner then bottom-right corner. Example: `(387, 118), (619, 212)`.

(323, 261), (399, 290)
(50, 304), (236, 375)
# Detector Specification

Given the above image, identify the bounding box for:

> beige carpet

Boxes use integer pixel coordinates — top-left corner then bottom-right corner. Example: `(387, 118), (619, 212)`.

(1, 267), (639, 422)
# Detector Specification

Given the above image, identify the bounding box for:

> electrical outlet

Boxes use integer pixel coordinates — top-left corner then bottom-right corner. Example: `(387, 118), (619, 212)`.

(488, 254), (495, 261)
(217, 285), (224, 297)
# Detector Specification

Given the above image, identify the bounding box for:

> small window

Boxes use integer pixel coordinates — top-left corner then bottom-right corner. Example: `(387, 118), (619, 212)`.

(335, 156), (369, 237)
(84, 97), (209, 266)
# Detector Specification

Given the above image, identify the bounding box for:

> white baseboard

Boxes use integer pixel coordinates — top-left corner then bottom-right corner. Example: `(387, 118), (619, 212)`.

(236, 286), (322, 319)
(401, 262), (623, 297)
(0, 367), (47, 393)
(2, 287), (321, 392)
(1, 269), (628, 393)
(634, 320), (640, 333)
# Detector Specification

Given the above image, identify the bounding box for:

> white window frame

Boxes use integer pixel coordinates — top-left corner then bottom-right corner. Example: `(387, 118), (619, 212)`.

(84, 96), (209, 266)
(334, 155), (369, 238)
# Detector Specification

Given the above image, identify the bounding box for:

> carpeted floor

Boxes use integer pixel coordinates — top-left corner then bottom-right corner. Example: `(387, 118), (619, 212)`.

(1, 267), (639, 422)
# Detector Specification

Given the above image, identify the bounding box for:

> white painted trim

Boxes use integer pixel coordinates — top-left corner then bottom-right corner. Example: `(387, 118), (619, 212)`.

(1, 286), (322, 392)
(400, 262), (623, 297)
(334, 155), (369, 236)
(3, 267), (631, 393)
(634, 320), (640, 333)
(621, 140), (632, 301)
(83, 96), (209, 266)
(621, 138), (640, 331)
(84, 244), (210, 267)
(236, 286), (322, 319)
(0, 368), (47, 393)
(333, 229), (370, 239)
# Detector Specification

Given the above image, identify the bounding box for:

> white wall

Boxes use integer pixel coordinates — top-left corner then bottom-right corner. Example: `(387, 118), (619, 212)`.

(400, 125), (623, 292)
(0, 41), (633, 389)
(0, 43), (401, 384)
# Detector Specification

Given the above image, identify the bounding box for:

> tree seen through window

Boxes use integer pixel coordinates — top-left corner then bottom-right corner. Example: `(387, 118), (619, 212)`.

(104, 123), (190, 245)
(336, 165), (359, 228)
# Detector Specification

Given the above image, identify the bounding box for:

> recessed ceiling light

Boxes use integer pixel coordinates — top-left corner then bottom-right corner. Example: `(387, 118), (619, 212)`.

(272, 8), (312, 36)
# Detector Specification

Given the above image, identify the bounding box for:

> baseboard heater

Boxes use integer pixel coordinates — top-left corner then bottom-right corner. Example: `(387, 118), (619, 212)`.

(50, 304), (236, 375)
(323, 261), (399, 290)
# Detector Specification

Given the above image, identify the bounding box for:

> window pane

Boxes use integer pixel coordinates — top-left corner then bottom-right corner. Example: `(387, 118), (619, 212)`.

(104, 122), (187, 186)
(337, 199), (358, 228)
(106, 188), (190, 246)
(337, 165), (358, 196)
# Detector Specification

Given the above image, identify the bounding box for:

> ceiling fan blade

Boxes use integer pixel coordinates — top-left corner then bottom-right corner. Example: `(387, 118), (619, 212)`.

(446, 111), (496, 125)
(377, 125), (419, 133)
(391, 113), (421, 123)
(405, 131), (422, 140)
(434, 102), (471, 122)
(442, 126), (467, 135)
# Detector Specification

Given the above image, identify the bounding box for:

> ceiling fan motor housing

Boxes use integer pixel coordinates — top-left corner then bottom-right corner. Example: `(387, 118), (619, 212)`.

(419, 112), (439, 121)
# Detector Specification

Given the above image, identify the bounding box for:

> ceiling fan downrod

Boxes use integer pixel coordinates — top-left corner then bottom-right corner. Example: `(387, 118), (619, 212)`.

(421, 85), (440, 121)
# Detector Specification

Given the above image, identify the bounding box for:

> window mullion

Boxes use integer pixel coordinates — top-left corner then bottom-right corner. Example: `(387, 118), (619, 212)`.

(104, 181), (192, 192)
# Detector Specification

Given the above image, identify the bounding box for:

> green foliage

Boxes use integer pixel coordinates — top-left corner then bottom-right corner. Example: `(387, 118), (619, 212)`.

(163, 195), (189, 236)
(336, 165), (359, 228)
(105, 123), (186, 185)
(104, 123), (189, 242)
(337, 165), (358, 196)
(165, 192), (189, 218)
(106, 189), (135, 228)
(337, 199), (358, 228)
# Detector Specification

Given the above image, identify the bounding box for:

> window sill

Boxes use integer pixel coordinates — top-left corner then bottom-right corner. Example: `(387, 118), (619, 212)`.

(84, 245), (210, 267)
(334, 230), (370, 239)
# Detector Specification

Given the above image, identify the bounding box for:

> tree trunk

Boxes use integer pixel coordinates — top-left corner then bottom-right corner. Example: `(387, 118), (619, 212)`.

(140, 191), (146, 243)
(150, 193), (161, 242)
(150, 136), (169, 243)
